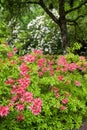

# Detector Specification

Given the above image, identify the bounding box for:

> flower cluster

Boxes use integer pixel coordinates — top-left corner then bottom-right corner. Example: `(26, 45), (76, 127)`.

(30, 98), (42, 115)
(0, 106), (9, 117)
(1, 45), (87, 130)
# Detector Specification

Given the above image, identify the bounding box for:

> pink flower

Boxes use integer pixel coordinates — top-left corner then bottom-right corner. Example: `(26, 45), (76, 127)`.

(38, 71), (43, 77)
(13, 47), (17, 52)
(57, 56), (68, 66)
(33, 49), (43, 55)
(17, 76), (30, 89)
(58, 75), (64, 81)
(50, 70), (54, 76)
(10, 96), (18, 103)
(14, 87), (25, 95)
(55, 93), (60, 98)
(23, 54), (35, 63)
(42, 67), (48, 72)
(60, 106), (66, 111)
(48, 61), (53, 66)
(56, 67), (61, 72)
(15, 104), (25, 111)
(38, 58), (46, 67)
(5, 78), (14, 85)
(80, 56), (85, 61)
(62, 98), (68, 105)
(68, 63), (77, 71)
(19, 63), (28, 76)
(53, 87), (59, 93)
(16, 113), (24, 121)
(75, 81), (81, 87)
(61, 67), (68, 72)
(30, 98), (42, 115)
(7, 52), (14, 58)
(20, 92), (33, 103)
(0, 106), (9, 117)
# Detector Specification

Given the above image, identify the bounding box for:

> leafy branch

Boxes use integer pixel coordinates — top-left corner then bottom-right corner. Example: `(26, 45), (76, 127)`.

(65, 1), (87, 15)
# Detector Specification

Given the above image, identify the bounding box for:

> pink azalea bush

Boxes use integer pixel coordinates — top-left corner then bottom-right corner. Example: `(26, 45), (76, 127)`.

(0, 43), (87, 130)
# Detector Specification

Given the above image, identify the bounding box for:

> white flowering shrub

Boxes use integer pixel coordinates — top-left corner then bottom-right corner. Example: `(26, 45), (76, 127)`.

(17, 9), (62, 54)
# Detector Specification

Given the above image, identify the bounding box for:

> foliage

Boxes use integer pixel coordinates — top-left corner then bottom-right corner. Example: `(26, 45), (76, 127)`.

(0, 43), (87, 130)
(15, 9), (61, 55)
(1, 0), (87, 54)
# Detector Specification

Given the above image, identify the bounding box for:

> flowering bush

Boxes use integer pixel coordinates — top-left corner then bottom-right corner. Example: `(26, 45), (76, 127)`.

(0, 43), (87, 130)
(15, 9), (61, 55)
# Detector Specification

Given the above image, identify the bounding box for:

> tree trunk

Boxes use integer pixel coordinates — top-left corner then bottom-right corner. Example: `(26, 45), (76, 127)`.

(59, 0), (69, 54)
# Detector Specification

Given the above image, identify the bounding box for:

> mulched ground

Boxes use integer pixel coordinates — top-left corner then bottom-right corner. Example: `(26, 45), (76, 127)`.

(79, 123), (87, 130)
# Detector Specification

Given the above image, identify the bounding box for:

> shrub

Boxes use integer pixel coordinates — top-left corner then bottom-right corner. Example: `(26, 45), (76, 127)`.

(0, 43), (87, 130)
(13, 9), (61, 55)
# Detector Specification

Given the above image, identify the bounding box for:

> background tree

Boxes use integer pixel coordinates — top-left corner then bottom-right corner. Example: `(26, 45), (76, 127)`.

(0, 0), (87, 54)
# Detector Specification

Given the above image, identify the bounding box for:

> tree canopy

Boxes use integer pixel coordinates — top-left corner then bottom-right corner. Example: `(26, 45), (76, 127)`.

(0, 0), (87, 54)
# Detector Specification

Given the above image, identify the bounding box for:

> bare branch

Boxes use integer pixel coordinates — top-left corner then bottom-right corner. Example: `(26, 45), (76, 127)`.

(65, 1), (87, 15)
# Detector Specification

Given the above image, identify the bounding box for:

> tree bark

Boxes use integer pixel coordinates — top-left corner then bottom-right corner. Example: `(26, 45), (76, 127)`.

(59, 0), (69, 54)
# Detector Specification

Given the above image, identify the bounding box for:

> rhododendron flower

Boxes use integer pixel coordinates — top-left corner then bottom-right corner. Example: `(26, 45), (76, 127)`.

(33, 49), (43, 55)
(7, 52), (14, 58)
(15, 104), (25, 111)
(75, 81), (81, 87)
(50, 70), (54, 76)
(11, 85), (17, 94)
(5, 78), (14, 85)
(42, 67), (48, 72)
(61, 67), (68, 72)
(20, 92), (33, 103)
(10, 96), (18, 103)
(56, 67), (61, 72)
(84, 62), (87, 67)
(38, 71), (43, 77)
(60, 106), (66, 111)
(49, 66), (54, 76)
(79, 67), (86, 72)
(53, 87), (59, 93)
(57, 56), (68, 66)
(68, 63), (77, 71)
(19, 63), (28, 76)
(62, 98), (68, 105)
(11, 86), (26, 95)
(17, 76), (30, 89)
(53, 87), (60, 98)
(30, 98), (42, 115)
(55, 93), (60, 98)
(58, 75), (64, 81)
(80, 56), (85, 61)
(0, 106), (9, 117)
(38, 58), (46, 67)
(16, 113), (24, 121)
(48, 61), (54, 66)
(13, 47), (17, 52)
(23, 54), (35, 63)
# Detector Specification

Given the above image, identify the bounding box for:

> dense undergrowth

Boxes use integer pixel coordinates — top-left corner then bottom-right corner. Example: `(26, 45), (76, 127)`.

(0, 43), (87, 130)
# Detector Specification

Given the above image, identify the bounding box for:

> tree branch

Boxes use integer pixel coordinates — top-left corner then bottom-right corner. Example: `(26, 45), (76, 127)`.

(66, 13), (87, 22)
(39, 0), (59, 25)
(65, 1), (87, 15)
(21, 1), (39, 5)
